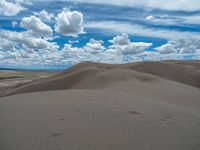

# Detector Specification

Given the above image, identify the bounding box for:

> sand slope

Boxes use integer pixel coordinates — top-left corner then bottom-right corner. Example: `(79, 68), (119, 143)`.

(0, 61), (200, 150)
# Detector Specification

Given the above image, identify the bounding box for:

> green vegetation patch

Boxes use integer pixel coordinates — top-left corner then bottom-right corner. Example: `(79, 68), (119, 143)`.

(0, 71), (54, 80)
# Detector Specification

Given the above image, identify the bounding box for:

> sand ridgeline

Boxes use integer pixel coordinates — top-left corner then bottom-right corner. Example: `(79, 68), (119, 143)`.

(0, 61), (200, 150)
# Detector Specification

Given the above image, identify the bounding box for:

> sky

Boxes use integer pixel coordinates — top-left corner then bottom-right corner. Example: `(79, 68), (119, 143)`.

(0, 0), (200, 69)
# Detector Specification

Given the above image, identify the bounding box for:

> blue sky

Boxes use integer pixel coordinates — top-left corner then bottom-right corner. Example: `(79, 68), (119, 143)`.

(0, 0), (200, 69)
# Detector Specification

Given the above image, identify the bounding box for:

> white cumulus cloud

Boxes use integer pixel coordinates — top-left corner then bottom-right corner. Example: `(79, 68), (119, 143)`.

(84, 39), (105, 54)
(156, 38), (200, 54)
(20, 16), (53, 37)
(109, 33), (130, 45)
(120, 42), (152, 55)
(34, 10), (54, 21)
(0, 0), (26, 16)
(54, 9), (84, 37)
(0, 30), (58, 51)
(109, 33), (152, 55)
(155, 43), (177, 54)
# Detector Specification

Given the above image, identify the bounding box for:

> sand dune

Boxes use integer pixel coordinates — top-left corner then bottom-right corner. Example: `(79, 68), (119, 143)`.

(133, 61), (200, 88)
(0, 61), (200, 150)
(0, 60), (200, 96)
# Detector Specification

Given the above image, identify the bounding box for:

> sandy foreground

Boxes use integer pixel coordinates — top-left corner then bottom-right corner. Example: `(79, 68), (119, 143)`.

(0, 61), (200, 150)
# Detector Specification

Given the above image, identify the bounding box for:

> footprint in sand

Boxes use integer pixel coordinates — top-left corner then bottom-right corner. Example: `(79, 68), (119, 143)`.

(160, 114), (179, 125)
(48, 132), (64, 138)
(128, 110), (141, 115)
(58, 118), (65, 121)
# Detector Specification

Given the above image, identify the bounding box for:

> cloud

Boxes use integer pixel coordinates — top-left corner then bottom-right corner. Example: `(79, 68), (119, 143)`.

(0, 0), (199, 67)
(59, 44), (91, 65)
(54, 9), (84, 37)
(62, 44), (84, 53)
(173, 38), (200, 54)
(13, 0), (32, 5)
(144, 14), (200, 27)
(120, 42), (152, 55)
(20, 16), (53, 37)
(0, 39), (16, 51)
(69, 0), (200, 11)
(52, 33), (152, 57)
(155, 38), (200, 54)
(109, 33), (152, 55)
(0, 30), (58, 51)
(86, 21), (200, 40)
(155, 43), (177, 54)
(180, 15), (200, 25)
(109, 33), (130, 45)
(0, 35), (197, 66)
(146, 15), (155, 21)
(6, 33), (151, 66)
(34, 10), (54, 21)
(84, 39), (105, 54)
(61, 39), (105, 55)
(0, 0), (26, 16)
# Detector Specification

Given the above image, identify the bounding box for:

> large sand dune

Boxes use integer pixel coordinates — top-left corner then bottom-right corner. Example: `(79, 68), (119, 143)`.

(0, 61), (200, 150)
(0, 60), (200, 96)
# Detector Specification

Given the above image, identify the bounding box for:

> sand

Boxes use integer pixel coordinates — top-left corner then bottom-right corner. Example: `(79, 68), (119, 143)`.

(0, 70), (55, 88)
(0, 61), (200, 150)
